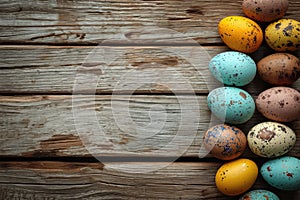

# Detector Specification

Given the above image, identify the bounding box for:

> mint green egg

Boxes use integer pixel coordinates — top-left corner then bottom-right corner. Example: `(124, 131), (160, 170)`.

(261, 156), (300, 190)
(239, 190), (280, 200)
(209, 51), (257, 86)
(207, 87), (255, 124)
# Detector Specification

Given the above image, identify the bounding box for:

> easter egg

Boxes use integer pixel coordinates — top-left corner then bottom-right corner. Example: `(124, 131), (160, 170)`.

(265, 19), (300, 52)
(209, 51), (257, 86)
(247, 122), (296, 158)
(257, 53), (300, 85)
(242, 0), (289, 22)
(203, 124), (247, 160)
(218, 16), (263, 53)
(239, 189), (280, 200)
(207, 87), (255, 124)
(215, 158), (258, 196)
(261, 156), (300, 190)
(256, 87), (300, 122)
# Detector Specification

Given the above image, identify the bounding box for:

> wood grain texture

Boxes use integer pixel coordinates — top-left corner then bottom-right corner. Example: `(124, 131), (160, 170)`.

(0, 95), (299, 158)
(1, 45), (299, 94)
(0, 0), (299, 45)
(0, 161), (299, 200)
(1, 1), (299, 199)
(0, 45), (221, 94)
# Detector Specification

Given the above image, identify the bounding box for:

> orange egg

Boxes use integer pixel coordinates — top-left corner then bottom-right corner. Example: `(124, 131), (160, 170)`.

(218, 16), (263, 53)
(215, 158), (258, 196)
(203, 124), (247, 160)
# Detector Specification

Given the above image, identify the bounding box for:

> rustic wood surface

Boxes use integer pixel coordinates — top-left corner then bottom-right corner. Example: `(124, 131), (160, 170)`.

(0, 45), (223, 94)
(0, 95), (299, 158)
(0, 0), (299, 199)
(0, 161), (299, 200)
(0, 45), (299, 95)
(0, 0), (299, 44)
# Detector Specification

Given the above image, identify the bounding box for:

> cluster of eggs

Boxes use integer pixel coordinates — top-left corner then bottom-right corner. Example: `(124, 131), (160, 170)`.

(219, 0), (299, 53)
(203, 0), (300, 198)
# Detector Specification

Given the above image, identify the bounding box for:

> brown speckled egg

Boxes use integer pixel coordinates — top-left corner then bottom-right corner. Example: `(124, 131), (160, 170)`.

(256, 87), (300, 122)
(203, 124), (247, 160)
(247, 122), (296, 158)
(242, 0), (289, 22)
(218, 16), (263, 53)
(265, 19), (300, 52)
(257, 53), (300, 85)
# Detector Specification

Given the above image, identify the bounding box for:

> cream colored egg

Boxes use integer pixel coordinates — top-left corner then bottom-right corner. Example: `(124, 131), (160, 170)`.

(248, 122), (296, 158)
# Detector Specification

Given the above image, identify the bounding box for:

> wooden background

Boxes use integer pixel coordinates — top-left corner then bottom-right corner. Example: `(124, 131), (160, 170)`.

(0, 0), (299, 199)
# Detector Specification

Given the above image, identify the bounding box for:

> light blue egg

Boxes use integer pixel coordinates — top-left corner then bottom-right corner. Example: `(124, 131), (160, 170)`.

(261, 156), (300, 190)
(239, 190), (280, 200)
(207, 87), (255, 124)
(209, 51), (257, 86)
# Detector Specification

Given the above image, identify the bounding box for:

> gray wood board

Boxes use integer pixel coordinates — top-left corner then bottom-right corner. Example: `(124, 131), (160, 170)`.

(0, 0), (299, 44)
(0, 161), (299, 200)
(1, 45), (299, 94)
(0, 95), (299, 158)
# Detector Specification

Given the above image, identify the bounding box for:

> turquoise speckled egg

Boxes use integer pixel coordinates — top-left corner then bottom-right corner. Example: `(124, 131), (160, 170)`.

(209, 51), (256, 86)
(261, 156), (300, 190)
(207, 87), (255, 124)
(239, 190), (280, 200)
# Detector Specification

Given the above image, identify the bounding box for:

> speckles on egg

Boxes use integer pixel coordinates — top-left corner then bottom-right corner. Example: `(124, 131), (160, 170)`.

(218, 16), (263, 53)
(207, 87), (255, 124)
(203, 124), (247, 160)
(247, 122), (296, 158)
(256, 87), (300, 122)
(265, 19), (300, 51)
(209, 51), (257, 86)
(239, 189), (280, 200)
(257, 53), (300, 85)
(261, 156), (300, 190)
(242, 0), (289, 22)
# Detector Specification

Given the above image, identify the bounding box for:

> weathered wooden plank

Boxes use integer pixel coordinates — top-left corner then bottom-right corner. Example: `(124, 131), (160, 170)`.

(0, 45), (221, 94)
(0, 0), (299, 44)
(0, 45), (299, 95)
(0, 95), (299, 158)
(0, 161), (299, 200)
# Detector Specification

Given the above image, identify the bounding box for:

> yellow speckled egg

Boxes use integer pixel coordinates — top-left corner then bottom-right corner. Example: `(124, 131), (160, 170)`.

(215, 158), (258, 196)
(265, 19), (300, 51)
(218, 16), (263, 53)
